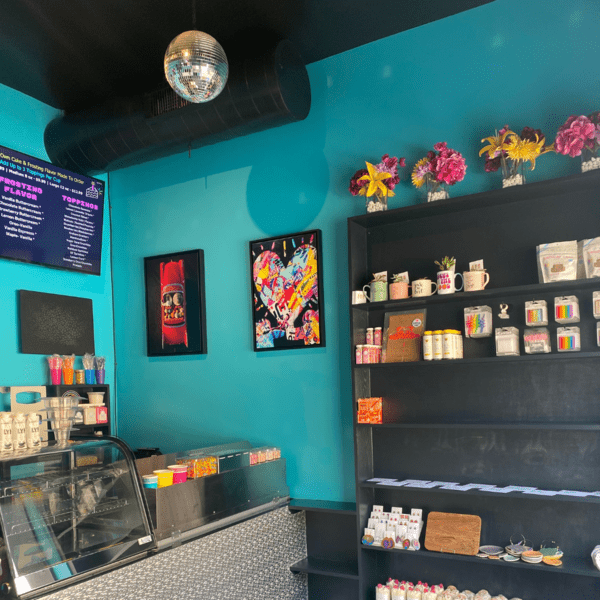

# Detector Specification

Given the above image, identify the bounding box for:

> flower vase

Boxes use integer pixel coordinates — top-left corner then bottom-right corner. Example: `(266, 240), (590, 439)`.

(581, 147), (600, 172)
(426, 182), (449, 203)
(366, 192), (388, 213)
(501, 157), (525, 187)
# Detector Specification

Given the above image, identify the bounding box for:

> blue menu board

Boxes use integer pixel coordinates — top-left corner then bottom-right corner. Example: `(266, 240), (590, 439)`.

(0, 145), (104, 275)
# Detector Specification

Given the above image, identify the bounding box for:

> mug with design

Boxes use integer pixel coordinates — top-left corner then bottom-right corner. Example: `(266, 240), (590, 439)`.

(412, 278), (437, 297)
(437, 270), (463, 294)
(363, 281), (388, 302)
(464, 270), (490, 292)
(352, 290), (367, 304)
(389, 281), (411, 300)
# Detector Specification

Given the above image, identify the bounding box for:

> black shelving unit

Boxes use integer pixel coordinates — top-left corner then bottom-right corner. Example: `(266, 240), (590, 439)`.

(347, 170), (600, 599)
(289, 499), (359, 600)
(46, 384), (111, 437)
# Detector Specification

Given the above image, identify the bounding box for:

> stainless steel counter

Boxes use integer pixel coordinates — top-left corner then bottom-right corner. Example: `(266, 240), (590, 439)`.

(42, 505), (307, 600)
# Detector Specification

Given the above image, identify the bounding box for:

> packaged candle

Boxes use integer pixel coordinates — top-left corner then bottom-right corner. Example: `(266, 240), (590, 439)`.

(554, 295), (580, 324)
(495, 327), (520, 356)
(464, 306), (493, 338)
(523, 327), (551, 354)
(557, 326), (581, 352)
(525, 300), (548, 326)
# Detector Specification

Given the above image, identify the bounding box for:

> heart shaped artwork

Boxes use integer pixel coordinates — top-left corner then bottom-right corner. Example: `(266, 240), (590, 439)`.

(253, 244), (318, 329)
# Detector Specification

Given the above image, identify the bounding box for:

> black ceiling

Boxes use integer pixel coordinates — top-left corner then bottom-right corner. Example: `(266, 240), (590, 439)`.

(1, 0), (494, 114)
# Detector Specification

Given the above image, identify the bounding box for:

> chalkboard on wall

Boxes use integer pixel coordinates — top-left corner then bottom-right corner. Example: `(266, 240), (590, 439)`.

(18, 290), (95, 355)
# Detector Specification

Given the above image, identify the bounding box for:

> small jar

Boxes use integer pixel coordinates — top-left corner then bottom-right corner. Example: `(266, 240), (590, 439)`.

(525, 300), (548, 326)
(432, 330), (443, 360)
(442, 330), (454, 359)
(366, 328), (374, 344)
(374, 327), (382, 346)
(555, 295), (580, 324)
(422, 331), (433, 361)
(557, 326), (581, 352)
(75, 370), (85, 384)
(597, 322), (600, 347)
(362, 345), (370, 364)
(356, 345), (363, 364)
(495, 327), (520, 356)
(594, 291), (600, 319)
(453, 330), (464, 359)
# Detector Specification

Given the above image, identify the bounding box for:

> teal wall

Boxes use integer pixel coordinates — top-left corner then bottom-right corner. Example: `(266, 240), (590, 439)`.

(110, 0), (600, 501)
(0, 84), (115, 412)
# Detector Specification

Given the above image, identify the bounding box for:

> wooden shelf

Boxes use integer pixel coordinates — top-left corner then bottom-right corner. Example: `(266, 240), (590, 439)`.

(362, 545), (600, 578)
(290, 557), (359, 580)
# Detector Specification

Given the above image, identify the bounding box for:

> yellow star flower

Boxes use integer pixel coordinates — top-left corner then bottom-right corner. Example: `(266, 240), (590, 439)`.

(358, 162), (395, 197)
(479, 130), (515, 158)
(411, 157), (430, 188)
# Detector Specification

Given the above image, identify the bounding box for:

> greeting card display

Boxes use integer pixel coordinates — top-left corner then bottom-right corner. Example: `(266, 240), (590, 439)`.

(382, 310), (426, 363)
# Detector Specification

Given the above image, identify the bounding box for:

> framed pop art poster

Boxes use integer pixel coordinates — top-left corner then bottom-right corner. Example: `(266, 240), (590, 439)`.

(250, 229), (325, 351)
(144, 249), (207, 356)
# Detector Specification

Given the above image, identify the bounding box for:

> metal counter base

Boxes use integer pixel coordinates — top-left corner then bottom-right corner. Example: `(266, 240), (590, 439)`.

(41, 505), (308, 600)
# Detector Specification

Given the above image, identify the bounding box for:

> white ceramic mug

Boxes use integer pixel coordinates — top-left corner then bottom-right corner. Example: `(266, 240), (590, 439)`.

(412, 278), (437, 297)
(352, 290), (367, 304)
(363, 281), (388, 302)
(464, 270), (490, 292)
(437, 270), (463, 294)
(389, 281), (411, 300)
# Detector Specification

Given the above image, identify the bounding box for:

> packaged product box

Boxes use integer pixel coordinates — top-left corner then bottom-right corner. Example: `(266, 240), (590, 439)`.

(357, 398), (383, 424)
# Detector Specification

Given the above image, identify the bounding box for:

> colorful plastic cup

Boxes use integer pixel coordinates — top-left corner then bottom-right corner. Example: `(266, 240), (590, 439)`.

(84, 369), (95, 384)
(142, 475), (158, 489)
(62, 368), (74, 385)
(168, 465), (188, 484)
(95, 369), (105, 384)
(50, 369), (62, 385)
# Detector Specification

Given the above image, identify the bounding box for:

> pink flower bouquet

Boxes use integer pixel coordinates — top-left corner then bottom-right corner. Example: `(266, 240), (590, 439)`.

(555, 115), (598, 157)
(411, 142), (467, 200)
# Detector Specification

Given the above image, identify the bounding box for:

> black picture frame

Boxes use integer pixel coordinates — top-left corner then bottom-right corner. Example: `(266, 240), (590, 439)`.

(144, 249), (207, 356)
(249, 229), (325, 352)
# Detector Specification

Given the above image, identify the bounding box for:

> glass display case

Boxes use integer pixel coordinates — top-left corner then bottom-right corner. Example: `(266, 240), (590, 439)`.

(0, 437), (155, 598)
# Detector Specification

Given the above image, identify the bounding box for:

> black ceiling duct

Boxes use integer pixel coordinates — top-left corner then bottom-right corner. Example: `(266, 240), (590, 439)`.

(44, 40), (310, 176)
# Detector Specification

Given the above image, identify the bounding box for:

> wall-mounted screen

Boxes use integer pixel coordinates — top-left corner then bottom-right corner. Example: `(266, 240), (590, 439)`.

(0, 144), (104, 275)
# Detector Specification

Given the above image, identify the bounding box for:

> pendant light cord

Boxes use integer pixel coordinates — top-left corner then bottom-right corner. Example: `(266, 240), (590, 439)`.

(192, 0), (197, 29)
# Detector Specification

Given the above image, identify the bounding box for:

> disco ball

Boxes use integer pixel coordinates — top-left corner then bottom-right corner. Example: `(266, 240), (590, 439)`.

(164, 30), (228, 103)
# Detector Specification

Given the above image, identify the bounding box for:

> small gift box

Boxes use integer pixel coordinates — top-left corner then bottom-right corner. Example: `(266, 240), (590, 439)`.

(464, 306), (493, 338)
(523, 327), (551, 354)
(496, 327), (520, 356)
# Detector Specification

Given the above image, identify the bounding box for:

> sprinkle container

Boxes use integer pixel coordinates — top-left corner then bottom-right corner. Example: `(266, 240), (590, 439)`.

(594, 291), (600, 319)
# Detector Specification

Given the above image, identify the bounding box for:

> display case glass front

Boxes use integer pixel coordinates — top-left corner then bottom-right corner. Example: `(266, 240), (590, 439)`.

(0, 438), (154, 598)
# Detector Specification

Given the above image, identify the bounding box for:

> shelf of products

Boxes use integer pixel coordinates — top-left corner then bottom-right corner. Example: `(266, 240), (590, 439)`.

(348, 170), (600, 599)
